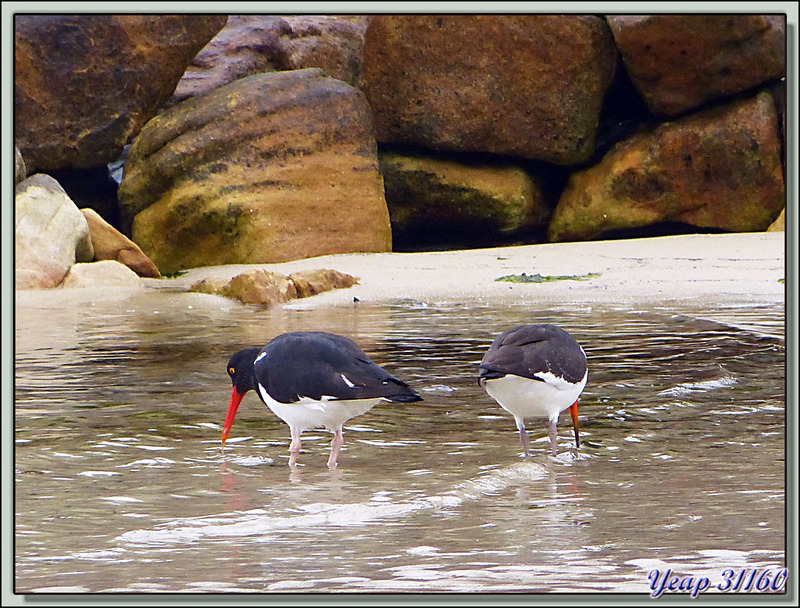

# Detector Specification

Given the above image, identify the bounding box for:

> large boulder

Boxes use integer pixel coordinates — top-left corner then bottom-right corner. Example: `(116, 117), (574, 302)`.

(15, 174), (94, 289)
(14, 15), (227, 172)
(119, 69), (392, 274)
(80, 208), (161, 278)
(380, 151), (551, 250)
(548, 91), (785, 242)
(607, 15), (785, 117)
(171, 15), (367, 104)
(361, 15), (617, 165)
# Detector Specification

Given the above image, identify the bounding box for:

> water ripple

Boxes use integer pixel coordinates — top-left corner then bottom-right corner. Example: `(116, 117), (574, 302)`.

(116, 462), (548, 546)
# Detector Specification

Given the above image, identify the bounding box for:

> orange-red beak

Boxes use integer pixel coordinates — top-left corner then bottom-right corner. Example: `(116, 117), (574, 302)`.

(569, 400), (580, 449)
(222, 387), (246, 446)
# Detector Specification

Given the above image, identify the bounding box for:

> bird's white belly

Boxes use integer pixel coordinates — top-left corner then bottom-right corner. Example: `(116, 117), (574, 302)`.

(258, 385), (382, 432)
(482, 372), (587, 422)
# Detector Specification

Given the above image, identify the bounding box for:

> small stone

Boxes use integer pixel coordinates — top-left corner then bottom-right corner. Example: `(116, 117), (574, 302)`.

(60, 260), (144, 289)
(188, 276), (230, 295)
(220, 269), (298, 306)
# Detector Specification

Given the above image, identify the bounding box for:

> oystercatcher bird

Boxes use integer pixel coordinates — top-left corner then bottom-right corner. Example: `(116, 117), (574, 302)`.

(223, 331), (422, 468)
(479, 324), (587, 458)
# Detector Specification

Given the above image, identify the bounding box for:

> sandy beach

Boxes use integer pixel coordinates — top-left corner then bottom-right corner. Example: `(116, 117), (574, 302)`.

(151, 232), (787, 309)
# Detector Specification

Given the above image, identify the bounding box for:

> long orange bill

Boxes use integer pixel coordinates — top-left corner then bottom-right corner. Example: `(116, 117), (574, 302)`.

(569, 400), (580, 449)
(222, 387), (245, 446)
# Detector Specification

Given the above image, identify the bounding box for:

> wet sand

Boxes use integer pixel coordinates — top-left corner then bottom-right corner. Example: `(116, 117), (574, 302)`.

(151, 232), (786, 308)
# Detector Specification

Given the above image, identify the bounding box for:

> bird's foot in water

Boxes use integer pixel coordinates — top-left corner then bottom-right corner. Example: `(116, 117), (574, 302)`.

(548, 450), (593, 464)
(546, 456), (573, 467)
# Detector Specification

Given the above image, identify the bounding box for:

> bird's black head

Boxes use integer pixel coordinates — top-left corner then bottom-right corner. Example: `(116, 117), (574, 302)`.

(227, 347), (261, 396)
(222, 347), (261, 446)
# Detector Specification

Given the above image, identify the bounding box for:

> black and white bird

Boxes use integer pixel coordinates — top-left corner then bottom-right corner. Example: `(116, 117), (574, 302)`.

(479, 324), (588, 458)
(223, 331), (422, 468)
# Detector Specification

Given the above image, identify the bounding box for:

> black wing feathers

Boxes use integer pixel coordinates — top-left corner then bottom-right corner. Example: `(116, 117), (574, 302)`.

(255, 331), (421, 404)
(479, 324), (586, 384)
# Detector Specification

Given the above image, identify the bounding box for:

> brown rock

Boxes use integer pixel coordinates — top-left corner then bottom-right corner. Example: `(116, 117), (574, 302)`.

(14, 15), (227, 172)
(607, 15), (785, 117)
(361, 15), (617, 165)
(188, 276), (231, 295)
(289, 268), (359, 298)
(189, 267), (358, 304)
(770, 80), (787, 179)
(80, 208), (161, 278)
(117, 250), (160, 278)
(380, 151), (551, 249)
(548, 91), (785, 242)
(170, 15), (286, 104)
(171, 15), (367, 104)
(279, 16), (367, 86)
(119, 69), (392, 275)
(221, 269), (298, 306)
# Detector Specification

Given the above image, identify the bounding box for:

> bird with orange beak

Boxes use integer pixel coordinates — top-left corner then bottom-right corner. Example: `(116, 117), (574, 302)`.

(223, 331), (422, 468)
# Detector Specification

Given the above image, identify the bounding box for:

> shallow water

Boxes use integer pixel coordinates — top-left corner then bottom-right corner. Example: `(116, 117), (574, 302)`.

(14, 291), (786, 596)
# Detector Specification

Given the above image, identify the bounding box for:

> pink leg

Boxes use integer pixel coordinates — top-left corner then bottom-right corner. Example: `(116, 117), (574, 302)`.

(547, 418), (559, 457)
(288, 428), (302, 467)
(514, 417), (530, 457)
(327, 428), (344, 469)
